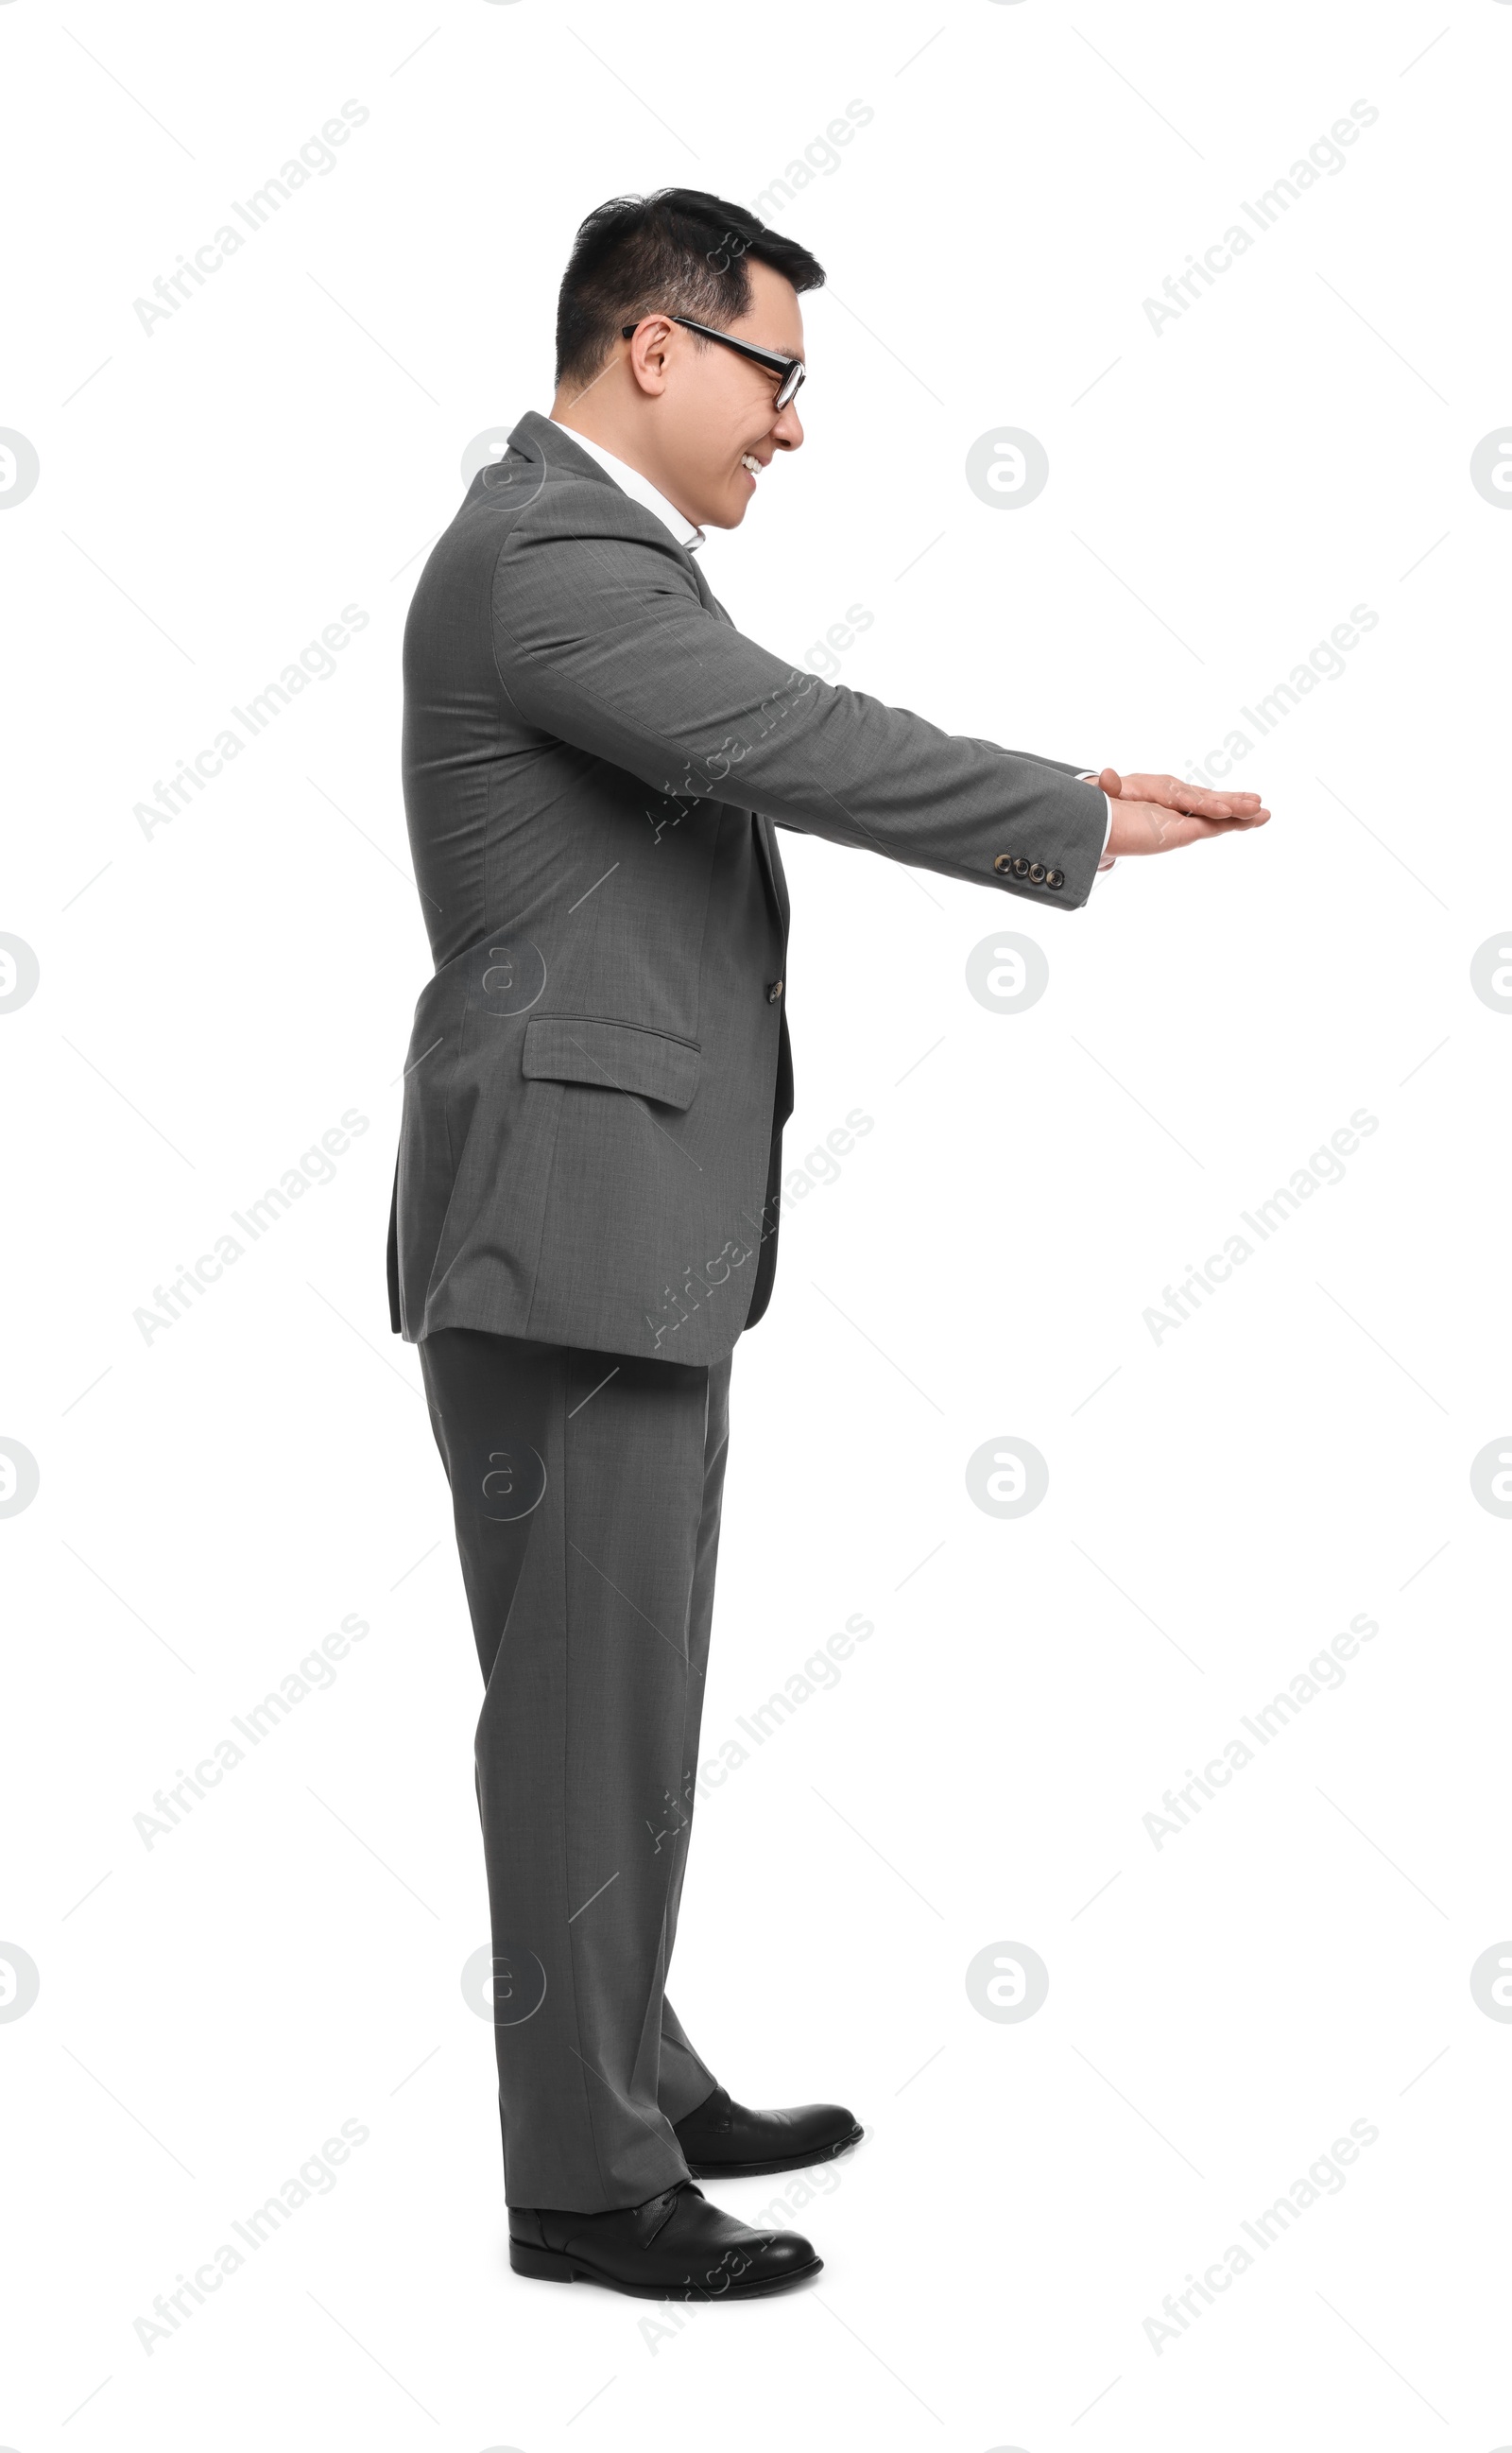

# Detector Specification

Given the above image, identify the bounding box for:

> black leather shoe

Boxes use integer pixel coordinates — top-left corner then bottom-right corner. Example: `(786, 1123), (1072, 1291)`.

(508, 2179), (819, 2299)
(672, 2084), (863, 2180)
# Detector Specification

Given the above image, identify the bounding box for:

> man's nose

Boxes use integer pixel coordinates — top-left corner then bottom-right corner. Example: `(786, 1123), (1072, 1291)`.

(771, 402), (804, 452)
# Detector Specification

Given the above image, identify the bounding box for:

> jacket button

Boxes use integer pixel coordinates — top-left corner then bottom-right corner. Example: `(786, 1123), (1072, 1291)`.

(993, 854), (1012, 873)
(766, 978), (783, 1003)
(1028, 862), (1046, 884)
(1046, 868), (1064, 890)
(1011, 855), (1030, 879)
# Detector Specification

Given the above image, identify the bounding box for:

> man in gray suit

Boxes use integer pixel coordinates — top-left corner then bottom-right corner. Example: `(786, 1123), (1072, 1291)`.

(388, 188), (1267, 2298)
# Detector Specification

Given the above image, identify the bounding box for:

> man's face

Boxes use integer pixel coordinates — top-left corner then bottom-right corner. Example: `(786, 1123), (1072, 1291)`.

(655, 259), (806, 530)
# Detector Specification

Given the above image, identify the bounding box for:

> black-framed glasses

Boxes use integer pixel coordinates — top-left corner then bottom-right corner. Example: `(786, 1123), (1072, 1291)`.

(621, 314), (806, 410)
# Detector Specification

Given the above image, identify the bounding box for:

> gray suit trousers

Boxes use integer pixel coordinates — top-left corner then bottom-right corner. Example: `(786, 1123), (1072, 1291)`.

(419, 1325), (730, 2210)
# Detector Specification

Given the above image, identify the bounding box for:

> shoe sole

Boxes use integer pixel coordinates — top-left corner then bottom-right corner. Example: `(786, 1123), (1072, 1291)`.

(509, 2239), (823, 2298)
(681, 2125), (863, 2182)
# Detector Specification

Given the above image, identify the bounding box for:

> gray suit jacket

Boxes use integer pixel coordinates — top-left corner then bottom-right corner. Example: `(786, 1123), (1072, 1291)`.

(387, 410), (1107, 1364)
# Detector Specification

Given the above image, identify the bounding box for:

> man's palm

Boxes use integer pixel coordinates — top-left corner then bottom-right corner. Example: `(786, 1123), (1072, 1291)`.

(1097, 767), (1270, 858)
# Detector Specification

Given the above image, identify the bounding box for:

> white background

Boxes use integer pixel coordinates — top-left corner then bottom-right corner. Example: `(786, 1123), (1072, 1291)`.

(4, 0), (1511, 2444)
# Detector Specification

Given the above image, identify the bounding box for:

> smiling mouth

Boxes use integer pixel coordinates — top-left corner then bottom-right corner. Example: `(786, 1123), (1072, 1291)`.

(740, 453), (762, 476)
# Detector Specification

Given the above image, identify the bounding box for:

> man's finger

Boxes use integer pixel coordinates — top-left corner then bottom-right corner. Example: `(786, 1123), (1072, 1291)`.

(1193, 794), (1263, 818)
(1171, 806), (1272, 837)
(1187, 792), (1264, 820)
(1141, 773), (1263, 817)
(1107, 769), (1265, 820)
(1100, 766), (1242, 814)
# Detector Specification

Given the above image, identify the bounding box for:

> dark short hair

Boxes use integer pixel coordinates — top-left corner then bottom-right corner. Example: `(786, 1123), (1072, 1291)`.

(555, 187), (825, 388)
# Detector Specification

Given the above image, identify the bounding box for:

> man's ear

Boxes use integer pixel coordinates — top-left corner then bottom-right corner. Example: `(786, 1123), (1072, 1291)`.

(627, 319), (675, 398)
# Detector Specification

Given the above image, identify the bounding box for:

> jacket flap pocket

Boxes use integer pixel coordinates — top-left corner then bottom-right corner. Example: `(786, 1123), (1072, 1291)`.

(522, 1016), (700, 1111)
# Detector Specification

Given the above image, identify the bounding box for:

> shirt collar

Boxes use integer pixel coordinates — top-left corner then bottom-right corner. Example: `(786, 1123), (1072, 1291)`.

(549, 419), (705, 551)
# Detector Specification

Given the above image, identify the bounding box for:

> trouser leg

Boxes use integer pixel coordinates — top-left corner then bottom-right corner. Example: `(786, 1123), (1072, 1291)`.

(656, 1354), (730, 2123)
(418, 1326), (726, 2211)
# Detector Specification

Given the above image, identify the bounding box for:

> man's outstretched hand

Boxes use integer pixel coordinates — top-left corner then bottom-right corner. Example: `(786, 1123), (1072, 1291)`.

(1094, 768), (1270, 859)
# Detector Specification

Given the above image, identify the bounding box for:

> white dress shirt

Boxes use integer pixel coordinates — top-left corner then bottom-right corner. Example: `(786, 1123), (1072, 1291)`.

(551, 416), (1116, 872)
(550, 419), (706, 550)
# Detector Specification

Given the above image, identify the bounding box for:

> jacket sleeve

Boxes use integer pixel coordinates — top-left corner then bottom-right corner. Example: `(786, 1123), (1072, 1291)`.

(954, 738), (1091, 779)
(491, 489), (1108, 909)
